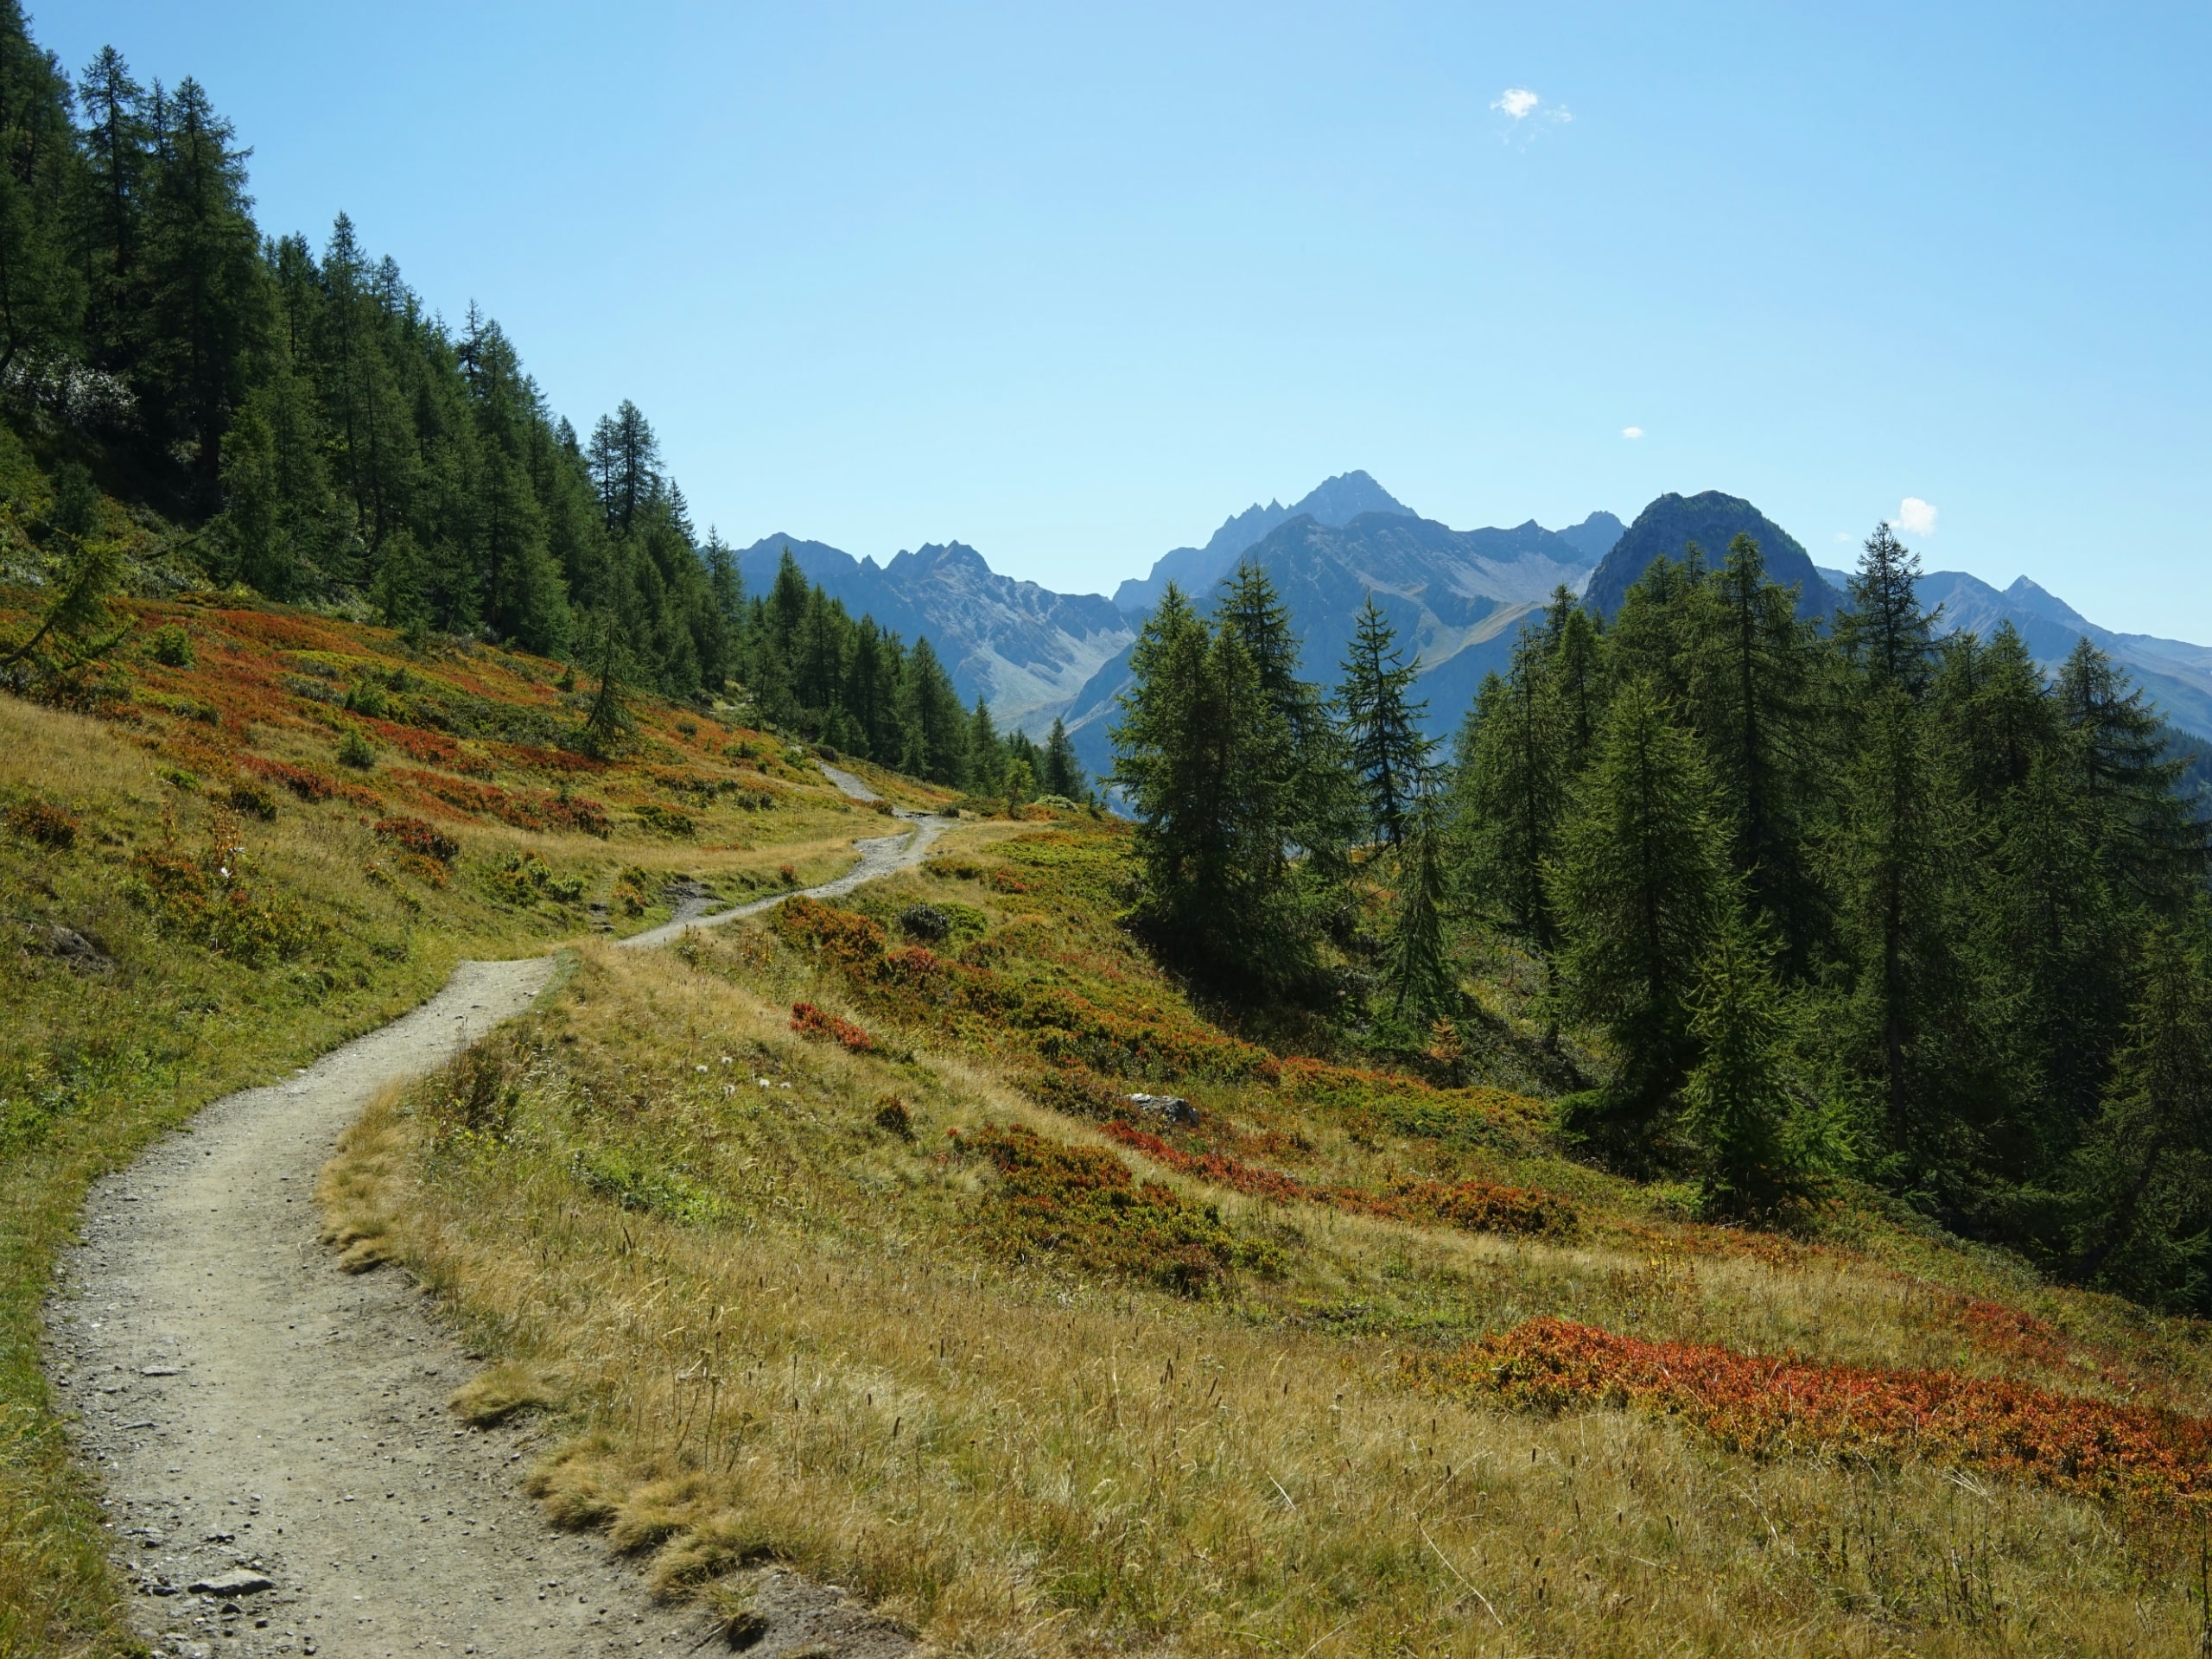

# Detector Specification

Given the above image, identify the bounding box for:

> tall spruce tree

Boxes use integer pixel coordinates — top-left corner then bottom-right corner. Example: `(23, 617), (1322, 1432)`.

(1680, 906), (1833, 1216)
(1339, 594), (1434, 849)
(1112, 583), (1314, 989)
(1548, 677), (1729, 1161)
(2068, 927), (2212, 1312)
(1685, 533), (1829, 976)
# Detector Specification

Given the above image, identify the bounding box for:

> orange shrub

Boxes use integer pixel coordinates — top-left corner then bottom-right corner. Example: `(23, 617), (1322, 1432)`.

(373, 815), (460, 865)
(789, 1001), (879, 1053)
(1408, 1317), (2212, 1505)
(1101, 1122), (1576, 1239)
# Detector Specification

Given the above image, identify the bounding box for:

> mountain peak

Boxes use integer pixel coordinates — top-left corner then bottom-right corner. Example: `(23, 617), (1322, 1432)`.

(1585, 491), (1830, 622)
(1288, 470), (1414, 527)
(2003, 575), (2093, 630)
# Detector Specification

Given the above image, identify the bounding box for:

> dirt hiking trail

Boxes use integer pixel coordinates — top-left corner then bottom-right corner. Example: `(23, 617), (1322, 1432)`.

(45, 795), (939, 1658)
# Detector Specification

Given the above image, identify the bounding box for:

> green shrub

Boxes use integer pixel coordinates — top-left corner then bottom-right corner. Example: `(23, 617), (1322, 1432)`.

(147, 623), (194, 667)
(226, 781), (278, 821)
(336, 728), (376, 770)
(632, 802), (695, 837)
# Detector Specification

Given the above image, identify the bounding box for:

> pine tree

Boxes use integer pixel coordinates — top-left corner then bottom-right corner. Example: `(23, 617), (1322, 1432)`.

(2069, 927), (2212, 1312)
(1681, 906), (1834, 1216)
(1111, 584), (1313, 989)
(140, 78), (261, 493)
(73, 43), (149, 375)
(1384, 802), (1454, 1021)
(899, 636), (968, 785)
(1041, 715), (1084, 801)
(574, 611), (634, 759)
(1339, 594), (1434, 849)
(1218, 557), (1353, 862)
(0, 8), (77, 383)
(965, 697), (1002, 792)
(1452, 620), (1570, 1027)
(1548, 677), (1728, 1160)
(1685, 533), (1829, 976)
(2059, 638), (2209, 912)
(1837, 524), (1937, 696)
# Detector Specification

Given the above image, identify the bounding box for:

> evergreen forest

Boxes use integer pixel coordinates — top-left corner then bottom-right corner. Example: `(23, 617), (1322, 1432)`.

(0, 3), (1094, 803)
(1110, 531), (2212, 1313)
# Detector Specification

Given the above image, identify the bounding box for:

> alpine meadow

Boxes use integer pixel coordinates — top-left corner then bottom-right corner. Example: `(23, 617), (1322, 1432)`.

(5, 5), (2212, 1658)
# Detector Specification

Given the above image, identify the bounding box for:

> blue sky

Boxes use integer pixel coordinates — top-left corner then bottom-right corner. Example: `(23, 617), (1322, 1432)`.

(41, 3), (2212, 632)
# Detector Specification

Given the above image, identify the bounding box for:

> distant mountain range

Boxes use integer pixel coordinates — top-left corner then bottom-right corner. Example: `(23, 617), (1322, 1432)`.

(741, 474), (2212, 785)
(1062, 499), (1607, 783)
(734, 537), (1134, 729)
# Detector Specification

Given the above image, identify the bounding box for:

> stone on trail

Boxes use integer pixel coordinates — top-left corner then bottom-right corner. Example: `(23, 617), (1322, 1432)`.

(187, 1568), (273, 1596)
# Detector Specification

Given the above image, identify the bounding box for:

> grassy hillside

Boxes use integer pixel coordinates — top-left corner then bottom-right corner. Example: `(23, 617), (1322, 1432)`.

(0, 587), (945, 1655)
(328, 833), (2212, 1651)
(10, 585), (2212, 1656)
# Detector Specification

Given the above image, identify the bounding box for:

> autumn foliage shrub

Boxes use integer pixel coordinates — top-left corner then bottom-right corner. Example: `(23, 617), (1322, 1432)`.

(242, 755), (334, 802)
(790, 1001), (878, 1053)
(1101, 1122), (1576, 1239)
(1407, 1317), (2212, 1505)
(373, 814), (460, 865)
(5, 799), (77, 849)
(956, 1122), (1268, 1295)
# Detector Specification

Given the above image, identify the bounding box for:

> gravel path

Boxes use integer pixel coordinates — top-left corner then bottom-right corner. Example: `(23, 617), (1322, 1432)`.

(618, 809), (944, 953)
(46, 789), (937, 1657)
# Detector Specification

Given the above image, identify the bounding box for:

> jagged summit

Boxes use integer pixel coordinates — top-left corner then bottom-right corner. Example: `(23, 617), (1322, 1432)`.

(1111, 471), (1416, 613)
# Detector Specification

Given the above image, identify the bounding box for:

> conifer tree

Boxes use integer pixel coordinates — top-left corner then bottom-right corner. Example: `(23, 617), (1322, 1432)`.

(1112, 584), (1313, 988)
(1218, 557), (1352, 862)
(1454, 632), (1565, 989)
(1385, 802), (1454, 1020)
(2060, 638), (2209, 912)
(1041, 715), (1084, 801)
(899, 636), (969, 785)
(2069, 927), (2212, 1311)
(574, 611), (634, 759)
(1836, 524), (1936, 696)
(1685, 533), (1828, 975)
(1681, 906), (1834, 1216)
(1548, 677), (1728, 1159)
(1339, 594), (1434, 849)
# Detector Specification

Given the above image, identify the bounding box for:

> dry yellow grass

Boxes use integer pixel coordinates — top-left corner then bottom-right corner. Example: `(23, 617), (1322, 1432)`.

(327, 939), (2212, 1656)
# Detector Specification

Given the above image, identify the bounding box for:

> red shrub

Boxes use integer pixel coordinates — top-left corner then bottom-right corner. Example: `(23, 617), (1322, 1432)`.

(6, 799), (78, 849)
(1100, 1122), (1575, 1238)
(1408, 1317), (2212, 1505)
(242, 756), (334, 801)
(373, 815), (460, 865)
(790, 1001), (879, 1053)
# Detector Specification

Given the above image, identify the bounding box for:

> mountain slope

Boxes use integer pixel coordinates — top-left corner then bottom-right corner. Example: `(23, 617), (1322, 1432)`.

(738, 537), (1134, 728)
(1585, 491), (1836, 621)
(1918, 570), (2212, 741)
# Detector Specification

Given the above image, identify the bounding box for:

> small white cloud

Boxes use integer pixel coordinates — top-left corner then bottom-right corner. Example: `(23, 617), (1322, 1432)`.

(1491, 88), (1574, 145)
(1834, 531), (1855, 543)
(1892, 497), (1937, 536)
(1621, 425), (1643, 440)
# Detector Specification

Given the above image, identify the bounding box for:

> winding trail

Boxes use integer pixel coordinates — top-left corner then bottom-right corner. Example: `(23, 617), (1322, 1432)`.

(45, 778), (945, 1658)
